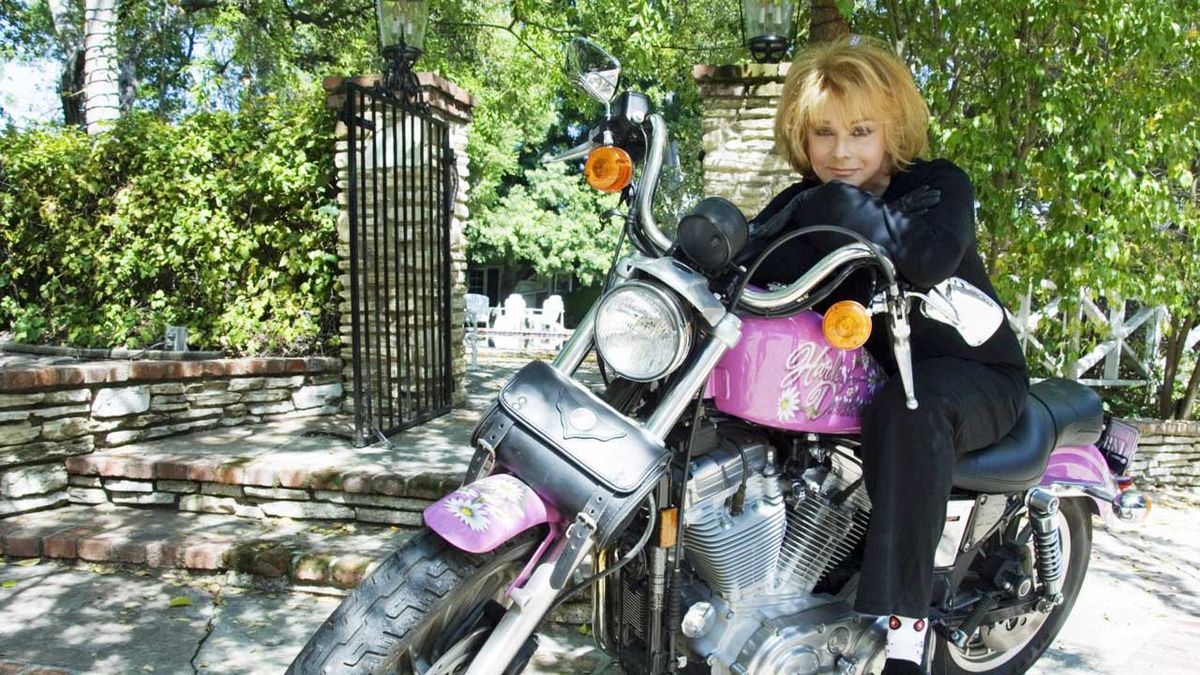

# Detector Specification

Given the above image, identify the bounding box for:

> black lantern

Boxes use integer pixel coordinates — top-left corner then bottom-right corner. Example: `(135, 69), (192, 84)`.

(376, 0), (429, 100)
(741, 0), (797, 64)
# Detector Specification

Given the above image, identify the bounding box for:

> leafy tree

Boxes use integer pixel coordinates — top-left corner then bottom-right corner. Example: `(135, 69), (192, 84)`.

(81, 0), (120, 132)
(4, 0), (1200, 417)
(414, 0), (748, 281)
(851, 0), (1200, 417)
(1, 1), (57, 61)
(468, 161), (621, 287)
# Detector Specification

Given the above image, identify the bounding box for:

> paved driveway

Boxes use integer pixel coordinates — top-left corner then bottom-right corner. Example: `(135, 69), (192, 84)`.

(1032, 491), (1200, 674)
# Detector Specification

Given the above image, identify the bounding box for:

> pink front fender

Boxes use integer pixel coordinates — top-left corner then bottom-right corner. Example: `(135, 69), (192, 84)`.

(424, 474), (562, 554)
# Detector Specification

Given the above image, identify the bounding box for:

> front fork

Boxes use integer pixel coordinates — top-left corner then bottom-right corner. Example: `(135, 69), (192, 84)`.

(463, 310), (741, 674)
(464, 535), (594, 675)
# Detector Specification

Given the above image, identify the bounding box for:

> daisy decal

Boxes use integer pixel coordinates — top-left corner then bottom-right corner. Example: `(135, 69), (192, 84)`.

(487, 476), (529, 507)
(777, 387), (800, 421)
(487, 500), (521, 529)
(443, 494), (490, 532)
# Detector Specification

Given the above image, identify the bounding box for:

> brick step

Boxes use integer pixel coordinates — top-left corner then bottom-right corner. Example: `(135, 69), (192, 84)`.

(0, 504), (592, 623)
(61, 414), (479, 524)
(0, 503), (414, 589)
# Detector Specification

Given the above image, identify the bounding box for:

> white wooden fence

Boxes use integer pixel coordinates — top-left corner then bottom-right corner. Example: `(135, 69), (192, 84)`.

(1008, 281), (1200, 387)
(464, 285), (1199, 387)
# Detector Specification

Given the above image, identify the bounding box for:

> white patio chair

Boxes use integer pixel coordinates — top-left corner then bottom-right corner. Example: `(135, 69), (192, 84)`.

(490, 294), (528, 350)
(464, 293), (490, 328)
(535, 294), (566, 333)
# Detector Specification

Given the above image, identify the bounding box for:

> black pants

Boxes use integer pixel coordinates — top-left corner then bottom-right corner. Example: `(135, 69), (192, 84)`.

(853, 357), (1028, 617)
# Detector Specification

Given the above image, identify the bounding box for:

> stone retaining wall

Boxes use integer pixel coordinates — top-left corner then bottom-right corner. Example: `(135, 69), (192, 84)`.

(1129, 418), (1200, 490)
(65, 474), (430, 526)
(0, 357), (343, 516)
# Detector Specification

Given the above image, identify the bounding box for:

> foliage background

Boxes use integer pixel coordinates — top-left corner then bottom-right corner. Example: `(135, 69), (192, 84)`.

(1, 0), (1198, 415)
(0, 88), (338, 354)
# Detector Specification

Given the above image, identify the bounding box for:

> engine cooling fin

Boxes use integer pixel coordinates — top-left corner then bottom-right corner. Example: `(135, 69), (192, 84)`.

(684, 491), (788, 596)
(776, 454), (872, 593)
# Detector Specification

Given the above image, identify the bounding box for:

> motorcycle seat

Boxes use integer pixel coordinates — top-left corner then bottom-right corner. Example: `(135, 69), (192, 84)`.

(952, 378), (1104, 493)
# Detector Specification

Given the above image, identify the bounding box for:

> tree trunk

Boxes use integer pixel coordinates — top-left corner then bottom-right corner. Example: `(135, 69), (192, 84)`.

(808, 0), (850, 44)
(1180, 344), (1200, 420)
(1157, 313), (1195, 419)
(83, 0), (121, 133)
(61, 49), (85, 128)
(119, 33), (140, 113)
(48, 0), (84, 126)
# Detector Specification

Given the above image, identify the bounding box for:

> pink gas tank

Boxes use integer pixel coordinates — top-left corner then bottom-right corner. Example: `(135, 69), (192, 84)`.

(705, 311), (886, 434)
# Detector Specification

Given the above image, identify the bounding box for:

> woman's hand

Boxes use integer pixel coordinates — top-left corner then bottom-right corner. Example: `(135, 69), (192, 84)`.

(891, 185), (941, 217)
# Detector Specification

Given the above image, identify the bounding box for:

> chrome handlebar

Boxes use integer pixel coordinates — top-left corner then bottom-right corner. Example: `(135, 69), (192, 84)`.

(636, 116), (902, 317)
(542, 114), (673, 253)
(550, 105), (920, 407)
(542, 139), (596, 164)
(637, 115), (673, 253)
(735, 243), (892, 311)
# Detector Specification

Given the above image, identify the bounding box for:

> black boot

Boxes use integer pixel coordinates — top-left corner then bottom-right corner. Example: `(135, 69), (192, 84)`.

(880, 658), (927, 675)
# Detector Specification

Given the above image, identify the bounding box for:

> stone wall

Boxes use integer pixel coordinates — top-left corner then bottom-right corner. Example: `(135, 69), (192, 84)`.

(64, 473), (430, 526)
(324, 74), (474, 424)
(1129, 418), (1200, 490)
(0, 357), (342, 516)
(693, 63), (800, 219)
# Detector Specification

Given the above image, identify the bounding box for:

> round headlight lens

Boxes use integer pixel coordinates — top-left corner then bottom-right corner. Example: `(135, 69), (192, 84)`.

(595, 282), (691, 382)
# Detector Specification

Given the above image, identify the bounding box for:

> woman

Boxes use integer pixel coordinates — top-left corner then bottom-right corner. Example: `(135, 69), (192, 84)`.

(748, 36), (1029, 675)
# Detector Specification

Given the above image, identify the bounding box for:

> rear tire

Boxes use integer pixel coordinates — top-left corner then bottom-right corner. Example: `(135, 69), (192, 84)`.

(287, 527), (543, 675)
(932, 498), (1092, 675)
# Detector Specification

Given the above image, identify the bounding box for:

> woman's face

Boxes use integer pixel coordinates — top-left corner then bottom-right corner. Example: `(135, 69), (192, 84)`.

(805, 100), (890, 196)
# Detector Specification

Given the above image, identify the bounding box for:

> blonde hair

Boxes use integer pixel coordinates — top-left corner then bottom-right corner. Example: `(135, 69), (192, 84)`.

(775, 36), (929, 178)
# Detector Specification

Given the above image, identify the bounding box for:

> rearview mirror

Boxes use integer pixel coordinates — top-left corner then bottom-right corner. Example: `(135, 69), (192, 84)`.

(565, 37), (621, 107)
(916, 277), (1005, 347)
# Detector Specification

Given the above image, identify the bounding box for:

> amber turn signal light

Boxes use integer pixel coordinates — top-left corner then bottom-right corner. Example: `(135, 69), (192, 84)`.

(823, 300), (872, 350)
(585, 146), (633, 193)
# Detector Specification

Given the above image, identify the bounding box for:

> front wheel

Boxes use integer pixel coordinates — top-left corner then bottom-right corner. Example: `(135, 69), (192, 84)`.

(933, 497), (1092, 675)
(287, 527), (543, 675)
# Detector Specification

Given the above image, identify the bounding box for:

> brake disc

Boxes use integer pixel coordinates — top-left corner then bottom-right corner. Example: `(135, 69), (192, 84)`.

(979, 614), (1044, 652)
(422, 627), (490, 675)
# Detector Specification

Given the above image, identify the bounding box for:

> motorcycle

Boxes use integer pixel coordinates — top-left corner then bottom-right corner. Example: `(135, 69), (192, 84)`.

(289, 39), (1151, 675)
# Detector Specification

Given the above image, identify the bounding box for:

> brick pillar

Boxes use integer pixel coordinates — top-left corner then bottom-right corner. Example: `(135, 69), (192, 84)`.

(693, 64), (800, 218)
(324, 74), (475, 413)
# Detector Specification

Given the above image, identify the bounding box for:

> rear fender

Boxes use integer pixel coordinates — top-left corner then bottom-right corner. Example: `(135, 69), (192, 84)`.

(424, 474), (562, 554)
(1040, 444), (1119, 524)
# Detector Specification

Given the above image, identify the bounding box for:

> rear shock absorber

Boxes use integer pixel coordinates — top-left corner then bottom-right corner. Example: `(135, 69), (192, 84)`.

(1026, 489), (1064, 611)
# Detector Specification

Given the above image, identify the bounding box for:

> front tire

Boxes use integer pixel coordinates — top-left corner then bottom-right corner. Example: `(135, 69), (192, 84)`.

(933, 497), (1092, 675)
(288, 527), (543, 675)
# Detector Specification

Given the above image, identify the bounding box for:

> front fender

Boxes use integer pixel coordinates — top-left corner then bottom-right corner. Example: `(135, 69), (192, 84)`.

(1041, 444), (1119, 524)
(424, 474), (561, 554)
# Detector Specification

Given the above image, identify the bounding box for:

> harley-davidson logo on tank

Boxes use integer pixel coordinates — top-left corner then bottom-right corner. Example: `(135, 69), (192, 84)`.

(706, 312), (885, 434)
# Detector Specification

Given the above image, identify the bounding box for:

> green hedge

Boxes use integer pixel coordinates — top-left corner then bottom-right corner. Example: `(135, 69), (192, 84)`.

(0, 89), (340, 355)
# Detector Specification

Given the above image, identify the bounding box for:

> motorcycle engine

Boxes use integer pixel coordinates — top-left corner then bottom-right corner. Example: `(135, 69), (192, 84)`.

(677, 427), (885, 674)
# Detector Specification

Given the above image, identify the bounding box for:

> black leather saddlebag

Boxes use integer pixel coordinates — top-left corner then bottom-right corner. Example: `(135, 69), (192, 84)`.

(467, 360), (671, 549)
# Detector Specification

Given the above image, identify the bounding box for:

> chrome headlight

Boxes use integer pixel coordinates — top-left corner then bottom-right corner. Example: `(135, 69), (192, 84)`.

(595, 281), (692, 382)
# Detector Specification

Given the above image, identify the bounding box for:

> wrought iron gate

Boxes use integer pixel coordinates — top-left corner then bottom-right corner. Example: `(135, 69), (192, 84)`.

(342, 82), (456, 446)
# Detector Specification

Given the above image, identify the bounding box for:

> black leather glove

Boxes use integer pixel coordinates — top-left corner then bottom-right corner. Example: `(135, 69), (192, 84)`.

(747, 185), (821, 240)
(891, 184), (942, 218)
(739, 181), (943, 286)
